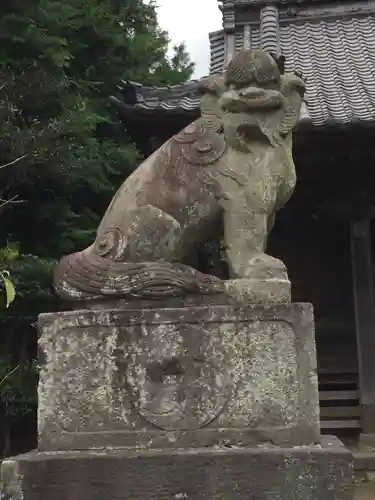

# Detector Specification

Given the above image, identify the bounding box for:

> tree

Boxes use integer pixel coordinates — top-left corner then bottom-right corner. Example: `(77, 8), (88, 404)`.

(151, 43), (195, 86)
(0, 159), (22, 309)
(0, 0), (195, 457)
(0, 0), (195, 259)
(0, 0), (195, 334)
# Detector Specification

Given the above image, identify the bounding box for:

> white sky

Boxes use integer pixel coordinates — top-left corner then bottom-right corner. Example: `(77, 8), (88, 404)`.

(154, 0), (222, 78)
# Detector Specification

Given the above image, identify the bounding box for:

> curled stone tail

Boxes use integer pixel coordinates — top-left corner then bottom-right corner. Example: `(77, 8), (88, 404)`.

(53, 250), (225, 300)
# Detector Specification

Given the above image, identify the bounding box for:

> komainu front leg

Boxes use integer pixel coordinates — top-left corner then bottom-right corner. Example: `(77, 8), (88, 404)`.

(223, 208), (285, 278)
(222, 203), (291, 303)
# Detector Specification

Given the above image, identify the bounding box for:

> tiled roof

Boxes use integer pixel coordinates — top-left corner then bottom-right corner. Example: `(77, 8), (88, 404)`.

(111, 78), (311, 123)
(112, 4), (375, 127)
(220, 0), (327, 4)
(281, 16), (375, 126)
(210, 7), (375, 126)
(110, 80), (201, 117)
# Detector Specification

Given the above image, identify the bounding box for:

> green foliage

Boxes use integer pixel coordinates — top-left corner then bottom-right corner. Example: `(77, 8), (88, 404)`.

(151, 43), (195, 86)
(0, 358), (37, 420)
(1, 255), (58, 320)
(0, 0), (195, 449)
(0, 0), (194, 262)
(0, 271), (15, 308)
(0, 242), (19, 308)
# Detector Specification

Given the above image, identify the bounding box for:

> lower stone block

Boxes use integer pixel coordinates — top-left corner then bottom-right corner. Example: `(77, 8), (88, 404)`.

(1, 436), (353, 500)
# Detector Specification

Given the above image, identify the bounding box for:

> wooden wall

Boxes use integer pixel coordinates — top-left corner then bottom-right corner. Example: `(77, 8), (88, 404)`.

(268, 198), (360, 432)
(269, 209), (356, 369)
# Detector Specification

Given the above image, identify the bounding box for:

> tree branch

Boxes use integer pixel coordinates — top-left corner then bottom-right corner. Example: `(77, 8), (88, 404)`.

(0, 195), (23, 210)
(0, 155), (27, 170)
(0, 365), (19, 387)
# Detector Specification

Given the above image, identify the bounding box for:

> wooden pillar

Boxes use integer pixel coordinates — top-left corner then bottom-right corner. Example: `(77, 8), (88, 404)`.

(222, 3), (236, 68)
(224, 32), (236, 67)
(243, 24), (251, 50)
(350, 218), (375, 444)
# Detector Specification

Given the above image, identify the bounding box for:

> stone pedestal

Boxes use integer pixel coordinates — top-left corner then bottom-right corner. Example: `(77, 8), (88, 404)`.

(1, 437), (353, 500)
(1, 302), (354, 499)
(37, 303), (319, 450)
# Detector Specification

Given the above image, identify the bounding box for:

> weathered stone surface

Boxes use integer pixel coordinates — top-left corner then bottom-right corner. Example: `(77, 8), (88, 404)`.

(53, 50), (305, 304)
(1, 436), (353, 500)
(38, 302), (319, 451)
(224, 278), (291, 304)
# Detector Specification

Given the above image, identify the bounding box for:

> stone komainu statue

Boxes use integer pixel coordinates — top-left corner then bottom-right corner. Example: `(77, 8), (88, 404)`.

(54, 50), (305, 303)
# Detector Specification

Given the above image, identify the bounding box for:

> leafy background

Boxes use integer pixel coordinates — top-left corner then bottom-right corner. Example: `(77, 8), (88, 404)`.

(0, 0), (194, 457)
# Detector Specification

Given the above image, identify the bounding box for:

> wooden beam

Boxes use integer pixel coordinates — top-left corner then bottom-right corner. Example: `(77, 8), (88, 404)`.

(350, 218), (375, 436)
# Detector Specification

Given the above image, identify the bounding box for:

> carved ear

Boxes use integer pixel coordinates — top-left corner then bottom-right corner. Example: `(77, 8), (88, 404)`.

(198, 75), (225, 134)
(197, 75), (225, 96)
(278, 73), (306, 137)
(269, 53), (286, 75)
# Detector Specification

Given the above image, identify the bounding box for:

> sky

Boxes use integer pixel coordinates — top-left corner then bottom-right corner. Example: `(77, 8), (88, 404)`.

(154, 0), (222, 79)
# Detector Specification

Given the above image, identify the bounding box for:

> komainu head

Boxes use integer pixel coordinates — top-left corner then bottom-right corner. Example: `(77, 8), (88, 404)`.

(225, 49), (281, 91)
(219, 49), (305, 148)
